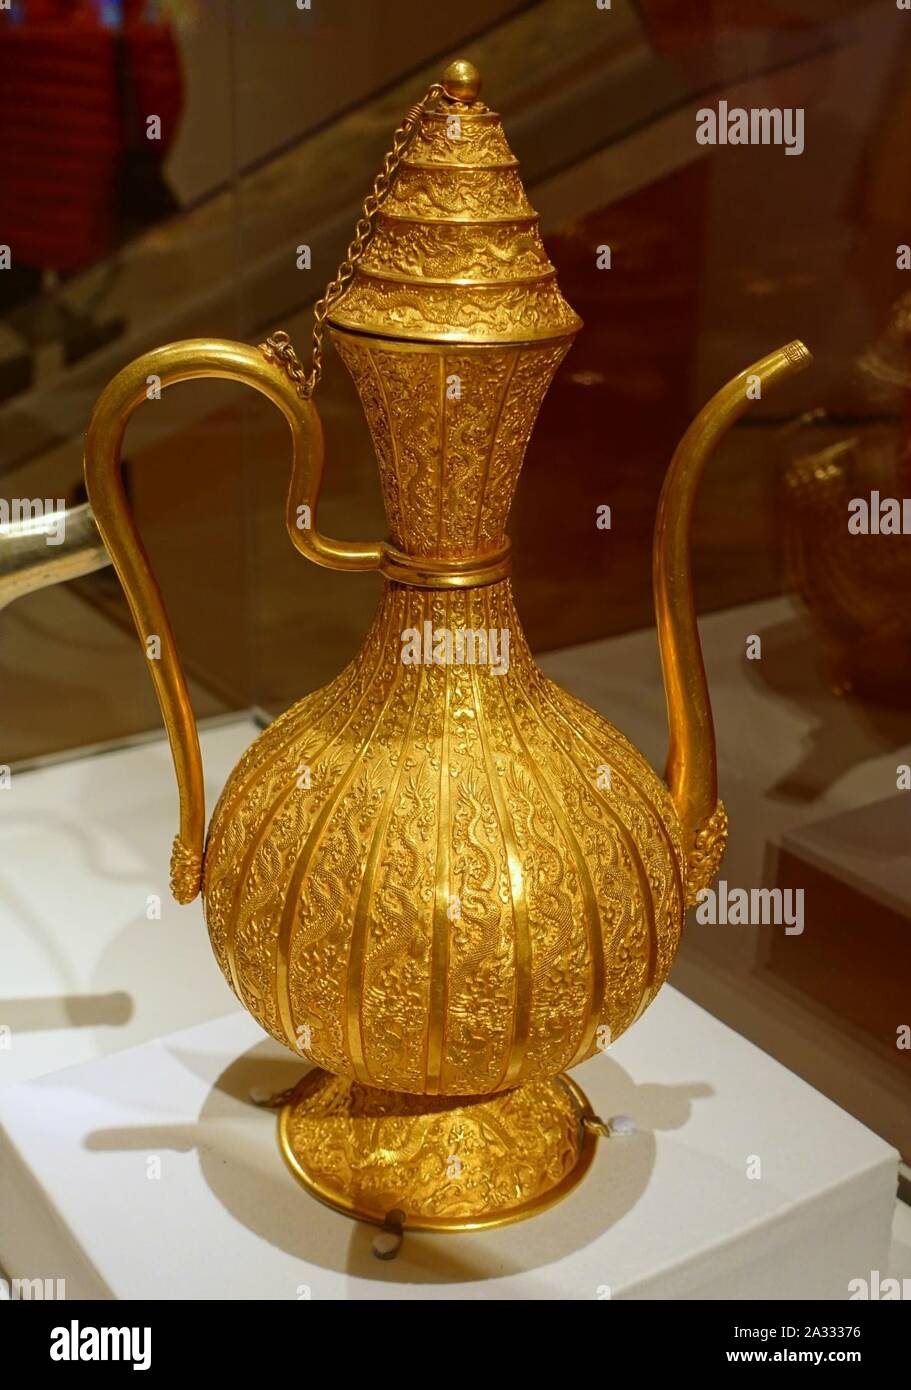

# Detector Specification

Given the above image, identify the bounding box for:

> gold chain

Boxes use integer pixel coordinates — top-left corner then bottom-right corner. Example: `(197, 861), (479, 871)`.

(261, 82), (445, 399)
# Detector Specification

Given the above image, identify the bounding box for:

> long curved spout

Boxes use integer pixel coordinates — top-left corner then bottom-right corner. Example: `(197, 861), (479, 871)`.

(654, 340), (812, 899)
(0, 501), (109, 612)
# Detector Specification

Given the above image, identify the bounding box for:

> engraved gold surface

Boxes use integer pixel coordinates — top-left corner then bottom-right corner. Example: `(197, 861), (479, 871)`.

(684, 801), (729, 907)
(278, 1068), (597, 1230)
(359, 219), (554, 285)
(170, 835), (203, 906)
(330, 333), (569, 558)
(203, 580), (685, 1095)
(326, 78), (580, 345)
(78, 59), (815, 1231)
(329, 277), (580, 344)
(405, 115), (511, 170)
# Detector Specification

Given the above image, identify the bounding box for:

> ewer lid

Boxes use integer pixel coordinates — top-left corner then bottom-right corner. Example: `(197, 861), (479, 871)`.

(326, 60), (582, 346)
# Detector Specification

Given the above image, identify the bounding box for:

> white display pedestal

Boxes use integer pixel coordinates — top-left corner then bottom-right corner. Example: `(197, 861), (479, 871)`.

(780, 793), (911, 922)
(0, 992), (896, 1300)
(0, 718), (256, 1087)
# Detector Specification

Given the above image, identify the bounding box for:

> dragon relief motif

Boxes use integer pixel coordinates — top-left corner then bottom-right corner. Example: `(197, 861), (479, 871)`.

(500, 755), (590, 1077)
(404, 112), (515, 167)
(329, 335), (570, 560)
(282, 1068), (586, 1224)
(384, 166), (533, 221)
(330, 277), (581, 343)
(360, 767), (434, 1092)
(203, 578), (687, 1098)
(446, 766), (513, 1089)
(360, 216), (553, 284)
(200, 117), (686, 1098)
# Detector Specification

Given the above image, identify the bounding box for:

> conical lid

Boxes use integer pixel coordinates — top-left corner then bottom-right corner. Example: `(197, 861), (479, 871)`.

(327, 60), (582, 345)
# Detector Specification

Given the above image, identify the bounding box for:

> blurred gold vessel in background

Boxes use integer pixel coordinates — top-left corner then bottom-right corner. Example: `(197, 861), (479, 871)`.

(783, 290), (911, 707)
(72, 61), (811, 1230)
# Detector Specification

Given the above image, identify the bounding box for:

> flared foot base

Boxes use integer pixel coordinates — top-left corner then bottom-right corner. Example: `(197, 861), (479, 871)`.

(278, 1069), (598, 1231)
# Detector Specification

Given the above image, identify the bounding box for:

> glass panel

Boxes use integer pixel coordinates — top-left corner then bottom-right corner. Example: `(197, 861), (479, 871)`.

(1, 0), (908, 1169)
(0, 0), (246, 763)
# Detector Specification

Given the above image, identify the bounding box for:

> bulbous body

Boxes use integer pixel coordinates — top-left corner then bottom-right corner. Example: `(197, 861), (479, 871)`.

(203, 580), (685, 1095)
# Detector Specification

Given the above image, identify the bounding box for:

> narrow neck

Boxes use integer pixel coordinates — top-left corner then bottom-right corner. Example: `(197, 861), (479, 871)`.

(332, 329), (570, 561)
(367, 576), (529, 683)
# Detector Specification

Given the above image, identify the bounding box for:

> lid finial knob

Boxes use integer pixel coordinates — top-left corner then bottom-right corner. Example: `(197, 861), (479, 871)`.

(442, 59), (482, 104)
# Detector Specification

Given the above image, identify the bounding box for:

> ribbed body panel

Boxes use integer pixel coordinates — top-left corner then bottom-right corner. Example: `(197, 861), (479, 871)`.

(203, 582), (685, 1096)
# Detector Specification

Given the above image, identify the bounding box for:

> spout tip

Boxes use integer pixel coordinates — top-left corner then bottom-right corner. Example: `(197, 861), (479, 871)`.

(783, 339), (813, 369)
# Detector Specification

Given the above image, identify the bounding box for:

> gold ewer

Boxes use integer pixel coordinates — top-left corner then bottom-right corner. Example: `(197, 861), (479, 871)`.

(74, 61), (812, 1231)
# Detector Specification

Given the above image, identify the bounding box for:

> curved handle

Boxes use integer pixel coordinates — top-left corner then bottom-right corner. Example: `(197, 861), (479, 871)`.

(653, 340), (813, 901)
(83, 337), (384, 904)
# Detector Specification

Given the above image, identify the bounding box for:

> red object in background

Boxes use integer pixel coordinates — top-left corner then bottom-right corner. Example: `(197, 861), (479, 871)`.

(0, 0), (183, 275)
